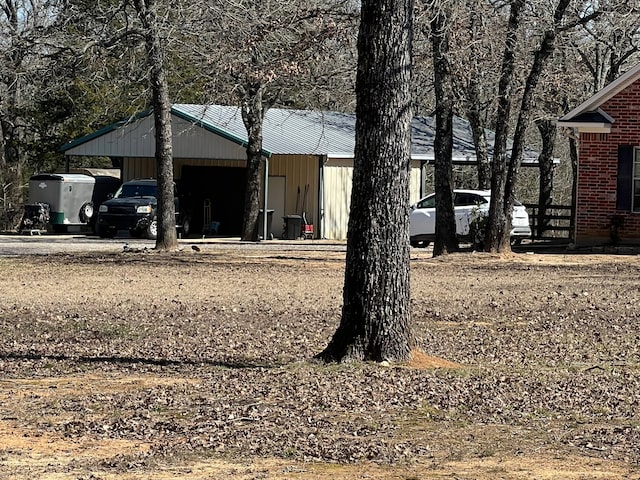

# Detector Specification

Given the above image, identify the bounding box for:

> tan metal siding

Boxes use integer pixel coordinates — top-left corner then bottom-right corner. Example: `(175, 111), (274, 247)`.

(322, 159), (353, 240)
(122, 157), (156, 181)
(322, 159), (422, 240)
(409, 162), (422, 203)
(269, 155), (320, 237)
(66, 115), (248, 160)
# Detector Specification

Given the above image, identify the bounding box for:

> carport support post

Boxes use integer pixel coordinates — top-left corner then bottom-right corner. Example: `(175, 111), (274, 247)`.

(262, 156), (269, 241)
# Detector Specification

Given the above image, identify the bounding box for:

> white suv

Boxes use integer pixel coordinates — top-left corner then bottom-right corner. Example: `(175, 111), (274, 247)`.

(409, 189), (531, 248)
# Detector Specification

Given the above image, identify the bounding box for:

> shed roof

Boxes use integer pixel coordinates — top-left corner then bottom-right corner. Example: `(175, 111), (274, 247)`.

(61, 104), (541, 164)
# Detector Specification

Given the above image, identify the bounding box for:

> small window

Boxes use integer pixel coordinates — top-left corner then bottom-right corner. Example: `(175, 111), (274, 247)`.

(617, 145), (634, 211)
(634, 149), (640, 212)
(454, 193), (487, 207)
(416, 196), (436, 209)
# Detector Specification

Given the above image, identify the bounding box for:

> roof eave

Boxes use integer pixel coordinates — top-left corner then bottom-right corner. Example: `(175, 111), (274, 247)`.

(557, 121), (612, 134)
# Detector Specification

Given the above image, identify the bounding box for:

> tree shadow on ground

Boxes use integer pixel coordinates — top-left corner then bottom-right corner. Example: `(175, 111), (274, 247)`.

(0, 352), (281, 369)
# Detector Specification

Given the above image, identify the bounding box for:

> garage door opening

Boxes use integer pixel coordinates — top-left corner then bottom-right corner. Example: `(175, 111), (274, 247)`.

(180, 166), (246, 235)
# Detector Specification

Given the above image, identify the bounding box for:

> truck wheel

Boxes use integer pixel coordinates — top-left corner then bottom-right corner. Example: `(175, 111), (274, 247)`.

(98, 225), (116, 238)
(146, 219), (158, 240)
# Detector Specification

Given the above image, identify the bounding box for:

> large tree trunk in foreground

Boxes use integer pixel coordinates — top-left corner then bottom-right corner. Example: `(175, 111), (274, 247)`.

(317, 0), (414, 363)
(134, 0), (177, 251)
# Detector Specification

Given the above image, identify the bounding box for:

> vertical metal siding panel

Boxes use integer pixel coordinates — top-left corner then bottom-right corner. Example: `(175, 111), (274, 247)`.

(409, 161), (422, 203)
(323, 159), (420, 239)
(268, 155), (319, 236)
(123, 157), (156, 181)
(123, 158), (132, 182)
(323, 160), (353, 239)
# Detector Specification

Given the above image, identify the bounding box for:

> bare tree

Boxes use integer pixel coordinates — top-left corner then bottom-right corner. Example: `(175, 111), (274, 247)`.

(485, 0), (595, 253)
(483, 0), (525, 253)
(535, 118), (556, 238)
(317, 0), (414, 363)
(430, 2), (459, 256)
(0, 0), (65, 228)
(572, 0), (640, 91)
(61, 0), (183, 249)
(458, 0), (496, 190)
(133, 0), (177, 250)
(189, 0), (357, 241)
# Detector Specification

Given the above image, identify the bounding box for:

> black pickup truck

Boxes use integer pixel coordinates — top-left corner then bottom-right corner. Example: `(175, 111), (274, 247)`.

(96, 179), (190, 239)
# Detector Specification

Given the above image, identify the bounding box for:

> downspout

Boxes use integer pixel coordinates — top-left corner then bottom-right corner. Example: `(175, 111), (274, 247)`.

(319, 155), (327, 239)
(262, 155), (269, 241)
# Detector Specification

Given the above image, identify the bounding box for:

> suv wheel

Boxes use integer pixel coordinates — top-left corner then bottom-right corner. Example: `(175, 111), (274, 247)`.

(146, 218), (158, 240)
(410, 239), (430, 248)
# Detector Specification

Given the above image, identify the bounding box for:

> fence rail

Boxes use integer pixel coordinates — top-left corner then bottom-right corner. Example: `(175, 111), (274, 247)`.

(524, 203), (574, 242)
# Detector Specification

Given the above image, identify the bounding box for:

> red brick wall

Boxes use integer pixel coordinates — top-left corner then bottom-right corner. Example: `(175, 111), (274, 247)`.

(577, 80), (640, 245)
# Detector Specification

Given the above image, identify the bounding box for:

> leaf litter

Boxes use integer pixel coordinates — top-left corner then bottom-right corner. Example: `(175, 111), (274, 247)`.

(0, 249), (639, 479)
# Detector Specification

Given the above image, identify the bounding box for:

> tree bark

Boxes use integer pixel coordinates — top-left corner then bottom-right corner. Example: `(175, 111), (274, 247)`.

(464, 4), (491, 191)
(317, 0), (414, 363)
(240, 84), (266, 242)
(535, 119), (556, 238)
(431, 5), (458, 256)
(134, 0), (177, 251)
(466, 87), (491, 190)
(485, 0), (524, 254)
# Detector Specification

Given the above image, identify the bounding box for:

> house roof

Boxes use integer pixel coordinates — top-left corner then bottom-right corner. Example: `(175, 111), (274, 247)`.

(558, 63), (640, 132)
(61, 104), (541, 164)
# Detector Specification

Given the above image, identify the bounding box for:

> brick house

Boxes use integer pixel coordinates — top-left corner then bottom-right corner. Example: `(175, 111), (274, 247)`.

(558, 63), (640, 246)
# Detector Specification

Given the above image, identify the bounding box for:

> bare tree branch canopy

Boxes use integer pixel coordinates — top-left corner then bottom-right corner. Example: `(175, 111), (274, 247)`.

(186, 0), (358, 241)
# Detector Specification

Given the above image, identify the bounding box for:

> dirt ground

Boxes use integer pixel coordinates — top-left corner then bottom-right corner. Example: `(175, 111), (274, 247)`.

(1, 245), (639, 479)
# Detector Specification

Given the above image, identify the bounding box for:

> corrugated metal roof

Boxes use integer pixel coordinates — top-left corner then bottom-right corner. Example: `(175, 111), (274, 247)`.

(62, 103), (541, 164)
(173, 104), (540, 163)
(173, 104), (356, 157)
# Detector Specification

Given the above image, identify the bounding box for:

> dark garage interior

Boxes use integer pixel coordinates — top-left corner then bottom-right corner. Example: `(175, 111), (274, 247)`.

(180, 165), (246, 235)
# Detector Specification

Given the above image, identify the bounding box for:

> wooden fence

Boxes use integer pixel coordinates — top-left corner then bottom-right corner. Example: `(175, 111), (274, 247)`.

(524, 204), (574, 242)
